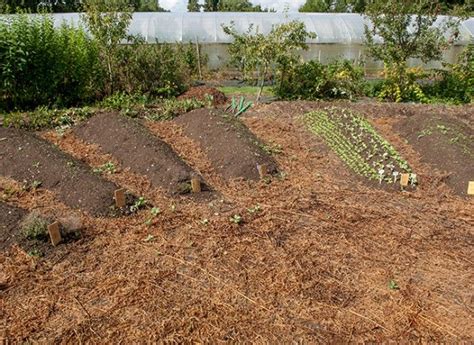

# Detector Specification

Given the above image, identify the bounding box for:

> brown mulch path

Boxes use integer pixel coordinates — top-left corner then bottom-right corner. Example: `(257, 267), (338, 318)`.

(1, 102), (473, 342)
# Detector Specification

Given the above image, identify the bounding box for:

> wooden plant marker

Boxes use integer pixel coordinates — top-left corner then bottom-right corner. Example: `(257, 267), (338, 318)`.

(48, 221), (62, 246)
(468, 181), (474, 195)
(400, 174), (410, 187)
(114, 188), (126, 208)
(191, 177), (201, 193)
(257, 164), (268, 179)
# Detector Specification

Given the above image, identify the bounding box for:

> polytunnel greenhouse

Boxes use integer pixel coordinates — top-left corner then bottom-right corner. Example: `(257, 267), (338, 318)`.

(28, 12), (474, 71)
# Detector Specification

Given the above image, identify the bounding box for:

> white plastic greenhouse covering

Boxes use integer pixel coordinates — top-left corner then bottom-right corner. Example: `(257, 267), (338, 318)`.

(42, 12), (473, 45)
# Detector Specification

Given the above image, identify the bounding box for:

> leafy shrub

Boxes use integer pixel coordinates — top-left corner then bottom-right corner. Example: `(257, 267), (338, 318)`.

(21, 212), (49, 241)
(223, 20), (316, 101)
(424, 45), (474, 104)
(275, 60), (365, 100)
(2, 106), (94, 130)
(0, 14), (101, 110)
(115, 38), (187, 97)
(376, 65), (429, 103)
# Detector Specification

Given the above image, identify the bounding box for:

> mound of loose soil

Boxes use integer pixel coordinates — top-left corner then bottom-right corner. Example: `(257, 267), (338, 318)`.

(0, 202), (27, 251)
(396, 113), (474, 196)
(0, 128), (118, 215)
(74, 112), (206, 194)
(175, 108), (278, 181)
(178, 86), (227, 106)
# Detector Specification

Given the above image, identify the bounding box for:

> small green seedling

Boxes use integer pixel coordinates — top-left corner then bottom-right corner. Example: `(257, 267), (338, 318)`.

(145, 207), (161, 225)
(31, 180), (42, 190)
(130, 197), (147, 213)
(200, 218), (210, 225)
(226, 96), (253, 117)
(32, 162), (40, 168)
(143, 234), (155, 242)
(93, 162), (116, 174)
(388, 280), (400, 290)
(247, 205), (262, 214)
(230, 214), (243, 225)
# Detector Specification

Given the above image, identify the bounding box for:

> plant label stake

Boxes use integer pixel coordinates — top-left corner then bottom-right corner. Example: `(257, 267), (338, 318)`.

(257, 164), (268, 179)
(48, 221), (62, 246)
(468, 181), (474, 195)
(400, 174), (409, 187)
(114, 189), (126, 208)
(191, 177), (201, 193)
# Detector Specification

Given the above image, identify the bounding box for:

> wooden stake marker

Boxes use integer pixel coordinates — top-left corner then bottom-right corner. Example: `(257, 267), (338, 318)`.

(48, 221), (62, 246)
(400, 174), (410, 187)
(468, 181), (474, 195)
(114, 188), (126, 208)
(191, 177), (201, 193)
(257, 164), (268, 179)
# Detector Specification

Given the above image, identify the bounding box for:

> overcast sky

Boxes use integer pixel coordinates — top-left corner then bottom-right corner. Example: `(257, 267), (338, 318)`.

(159, 0), (306, 12)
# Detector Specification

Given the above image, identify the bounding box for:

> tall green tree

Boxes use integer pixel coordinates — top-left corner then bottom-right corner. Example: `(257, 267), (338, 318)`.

(364, 0), (462, 101)
(218, 0), (264, 11)
(187, 0), (201, 11)
(203, 0), (219, 11)
(299, 0), (367, 12)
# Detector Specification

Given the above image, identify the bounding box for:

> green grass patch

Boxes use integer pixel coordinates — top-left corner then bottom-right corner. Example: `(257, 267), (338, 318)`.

(305, 107), (415, 185)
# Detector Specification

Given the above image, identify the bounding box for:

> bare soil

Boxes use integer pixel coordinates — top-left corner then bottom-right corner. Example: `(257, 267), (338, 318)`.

(0, 127), (119, 216)
(1, 101), (473, 343)
(74, 112), (207, 194)
(0, 202), (27, 252)
(175, 108), (278, 181)
(396, 112), (473, 196)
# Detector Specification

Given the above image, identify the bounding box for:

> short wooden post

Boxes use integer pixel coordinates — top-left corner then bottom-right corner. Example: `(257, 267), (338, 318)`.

(400, 174), (410, 187)
(257, 164), (268, 179)
(468, 181), (474, 195)
(114, 189), (126, 208)
(48, 222), (62, 246)
(191, 177), (201, 193)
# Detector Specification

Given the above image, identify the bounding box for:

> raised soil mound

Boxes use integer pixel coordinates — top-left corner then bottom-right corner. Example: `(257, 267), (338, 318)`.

(0, 128), (118, 215)
(396, 113), (473, 196)
(178, 86), (227, 106)
(174, 108), (278, 181)
(0, 202), (27, 251)
(74, 112), (205, 194)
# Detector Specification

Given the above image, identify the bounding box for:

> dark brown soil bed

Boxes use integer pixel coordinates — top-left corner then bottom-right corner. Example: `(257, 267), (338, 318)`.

(178, 86), (227, 106)
(74, 112), (207, 194)
(0, 202), (27, 252)
(174, 108), (278, 181)
(0, 128), (119, 216)
(395, 113), (473, 196)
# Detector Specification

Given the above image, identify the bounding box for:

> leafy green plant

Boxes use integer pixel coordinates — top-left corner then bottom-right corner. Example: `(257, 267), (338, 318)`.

(146, 98), (205, 121)
(130, 197), (147, 213)
(388, 279), (400, 290)
(424, 44), (474, 104)
(93, 162), (117, 174)
(0, 13), (100, 110)
(226, 96), (253, 117)
(229, 214), (243, 224)
(305, 107), (414, 184)
(2, 106), (94, 130)
(81, 0), (133, 95)
(223, 20), (316, 102)
(276, 59), (365, 100)
(145, 207), (161, 226)
(21, 212), (49, 241)
(363, 0), (462, 102)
